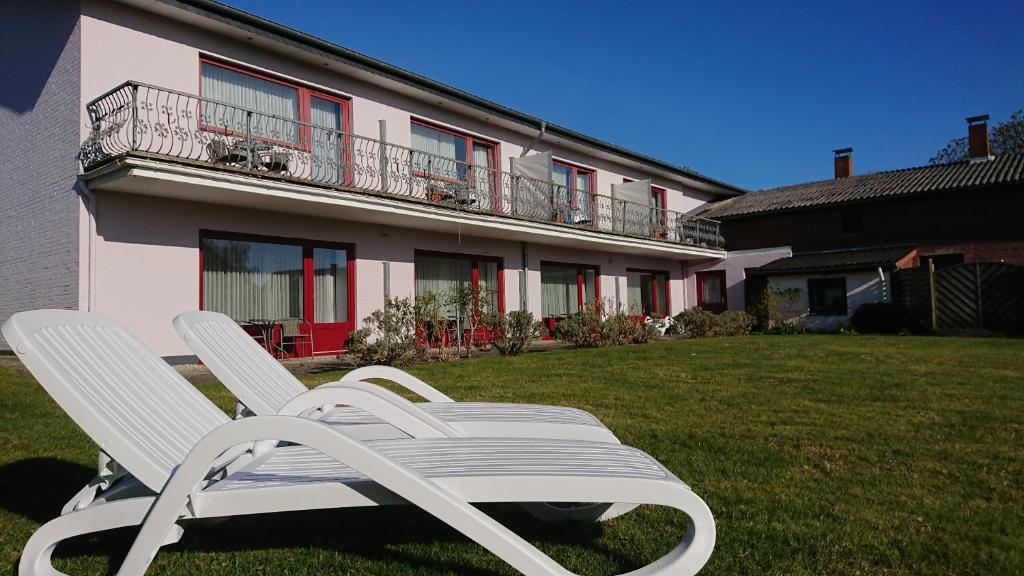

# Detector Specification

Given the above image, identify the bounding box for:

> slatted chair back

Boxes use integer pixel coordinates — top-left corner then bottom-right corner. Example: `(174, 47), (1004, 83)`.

(174, 311), (307, 415)
(1, 310), (231, 491)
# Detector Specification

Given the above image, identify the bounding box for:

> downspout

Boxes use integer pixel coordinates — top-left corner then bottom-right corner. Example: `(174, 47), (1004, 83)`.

(75, 179), (96, 313)
(519, 121), (547, 157)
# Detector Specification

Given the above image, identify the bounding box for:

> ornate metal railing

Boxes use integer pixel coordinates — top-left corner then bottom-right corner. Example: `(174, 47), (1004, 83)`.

(80, 81), (724, 249)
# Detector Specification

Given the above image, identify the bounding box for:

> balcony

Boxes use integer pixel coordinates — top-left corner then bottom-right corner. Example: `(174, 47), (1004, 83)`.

(80, 81), (724, 251)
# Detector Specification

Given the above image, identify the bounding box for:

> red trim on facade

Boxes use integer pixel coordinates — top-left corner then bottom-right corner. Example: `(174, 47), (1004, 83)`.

(696, 270), (727, 313)
(626, 268), (671, 316)
(539, 260), (601, 332)
(197, 57), (353, 162)
(413, 250), (505, 314)
(198, 229), (357, 355)
(410, 118), (502, 210)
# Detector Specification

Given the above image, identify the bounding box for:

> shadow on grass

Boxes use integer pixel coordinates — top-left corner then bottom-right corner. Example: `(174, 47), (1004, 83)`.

(2, 459), (647, 575)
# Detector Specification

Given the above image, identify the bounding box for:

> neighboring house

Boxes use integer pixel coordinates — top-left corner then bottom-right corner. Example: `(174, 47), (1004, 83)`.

(0, 0), (745, 357)
(693, 117), (1024, 327)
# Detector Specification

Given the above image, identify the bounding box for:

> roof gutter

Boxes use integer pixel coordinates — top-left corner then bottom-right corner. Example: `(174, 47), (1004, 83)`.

(161, 0), (746, 196)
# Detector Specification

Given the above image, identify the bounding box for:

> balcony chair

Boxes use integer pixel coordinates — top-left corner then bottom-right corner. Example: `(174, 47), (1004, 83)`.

(3, 309), (716, 576)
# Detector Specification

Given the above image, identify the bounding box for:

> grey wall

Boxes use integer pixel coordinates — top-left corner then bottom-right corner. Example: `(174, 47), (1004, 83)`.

(0, 1), (82, 349)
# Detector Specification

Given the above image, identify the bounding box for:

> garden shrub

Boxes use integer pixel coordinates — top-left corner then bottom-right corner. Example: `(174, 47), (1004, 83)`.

(749, 287), (801, 331)
(850, 303), (905, 334)
(762, 321), (800, 335)
(605, 312), (659, 345)
(713, 310), (755, 336)
(491, 310), (545, 356)
(553, 308), (607, 348)
(674, 307), (717, 338)
(346, 297), (425, 365)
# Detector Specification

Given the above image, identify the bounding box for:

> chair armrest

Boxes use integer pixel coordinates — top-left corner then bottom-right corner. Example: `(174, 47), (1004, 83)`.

(339, 365), (455, 402)
(278, 383), (460, 439)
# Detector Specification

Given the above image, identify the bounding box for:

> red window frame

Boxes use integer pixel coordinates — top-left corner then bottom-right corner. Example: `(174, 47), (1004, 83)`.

(539, 260), (601, 332)
(410, 119), (501, 209)
(198, 58), (354, 181)
(696, 270), (727, 313)
(626, 268), (671, 317)
(198, 229), (357, 355)
(553, 160), (596, 221)
(651, 185), (668, 228)
(413, 250), (505, 314)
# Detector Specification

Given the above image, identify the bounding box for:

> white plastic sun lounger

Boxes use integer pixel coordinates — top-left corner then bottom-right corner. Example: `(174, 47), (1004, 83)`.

(4, 310), (715, 576)
(173, 310), (620, 443)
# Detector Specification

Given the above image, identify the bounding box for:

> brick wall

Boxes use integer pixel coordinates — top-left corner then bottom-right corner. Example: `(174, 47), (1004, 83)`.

(0, 1), (82, 349)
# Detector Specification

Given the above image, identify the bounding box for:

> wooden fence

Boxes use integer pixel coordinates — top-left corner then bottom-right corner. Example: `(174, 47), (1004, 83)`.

(893, 262), (1024, 333)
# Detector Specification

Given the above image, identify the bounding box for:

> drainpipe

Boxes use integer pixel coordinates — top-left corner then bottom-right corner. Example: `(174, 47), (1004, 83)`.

(519, 121), (547, 157)
(520, 242), (529, 311)
(878, 266), (888, 303)
(75, 179), (96, 313)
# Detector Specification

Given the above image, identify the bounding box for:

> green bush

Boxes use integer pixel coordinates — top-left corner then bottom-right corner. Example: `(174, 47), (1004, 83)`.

(492, 311), (545, 356)
(346, 297), (425, 366)
(762, 321), (800, 335)
(605, 312), (659, 345)
(674, 307), (717, 338)
(553, 308), (607, 348)
(714, 310), (755, 336)
(749, 287), (801, 331)
(850, 303), (905, 334)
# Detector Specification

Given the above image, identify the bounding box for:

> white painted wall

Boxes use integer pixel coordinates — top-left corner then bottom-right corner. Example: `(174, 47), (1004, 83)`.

(682, 246), (792, 310)
(766, 269), (891, 332)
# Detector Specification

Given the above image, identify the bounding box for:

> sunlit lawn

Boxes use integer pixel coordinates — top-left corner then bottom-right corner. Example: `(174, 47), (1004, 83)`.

(1, 334), (1022, 575)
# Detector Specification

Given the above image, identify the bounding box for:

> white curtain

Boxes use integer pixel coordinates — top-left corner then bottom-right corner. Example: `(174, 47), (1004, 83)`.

(203, 239), (303, 321)
(313, 248), (347, 323)
(415, 254), (472, 318)
(411, 123), (464, 180)
(472, 142), (493, 206)
(201, 63), (299, 142)
(310, 97), (342, 183)
(702, 275), (722, 305)
(541, 264), (579, 317)
(626, 271), (643, 314)
(479, 260), (499, 313)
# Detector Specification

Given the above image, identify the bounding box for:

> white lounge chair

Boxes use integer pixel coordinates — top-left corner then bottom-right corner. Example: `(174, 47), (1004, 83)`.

(173, 310), (620, 443)
(4, 310), (715, 576)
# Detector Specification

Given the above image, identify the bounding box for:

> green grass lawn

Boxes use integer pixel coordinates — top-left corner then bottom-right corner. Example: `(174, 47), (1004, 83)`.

(1, 335), (1022, 575)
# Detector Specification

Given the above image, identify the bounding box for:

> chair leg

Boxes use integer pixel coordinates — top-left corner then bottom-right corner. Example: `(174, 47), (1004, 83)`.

(19, 497), (154, 576)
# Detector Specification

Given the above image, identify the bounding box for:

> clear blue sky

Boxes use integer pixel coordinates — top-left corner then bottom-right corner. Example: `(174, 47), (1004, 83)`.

(225, 0), (1022, 191)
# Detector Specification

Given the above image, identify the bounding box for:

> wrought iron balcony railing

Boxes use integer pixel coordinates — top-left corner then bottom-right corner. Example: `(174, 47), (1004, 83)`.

(80, 81), (724, 249)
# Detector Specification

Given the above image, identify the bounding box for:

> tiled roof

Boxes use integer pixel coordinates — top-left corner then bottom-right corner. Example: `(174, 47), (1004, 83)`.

(700, 153), (1024, 219)
(749, 246), (915, 275)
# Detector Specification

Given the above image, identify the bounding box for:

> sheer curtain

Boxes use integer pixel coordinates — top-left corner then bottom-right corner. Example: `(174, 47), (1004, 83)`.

(472, 142), (493, 206)
(202, 239), (303, 321)
(201, 63), (299, 142)
(552, 165), (571, 215)
(313, 248), (347, 323)
(541, 264), (579, 317)
(411, 123), (465, 180)
(479, 261), (499, 313)
(701, 275), (722, 305)
(415, 254), (472, 317)
(310, 97), (342, 184)
(626, 271), (643, 314)
(575, 171), (592, 222)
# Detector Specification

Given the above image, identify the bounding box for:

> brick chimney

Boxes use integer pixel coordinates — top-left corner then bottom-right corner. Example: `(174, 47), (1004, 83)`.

(966, 115), (992, 161)
(833, 147), (853, 179)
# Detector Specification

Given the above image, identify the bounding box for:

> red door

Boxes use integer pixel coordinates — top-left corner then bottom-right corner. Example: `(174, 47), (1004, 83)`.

(306, 245), (356, 355)
(696, 270), (727, 313)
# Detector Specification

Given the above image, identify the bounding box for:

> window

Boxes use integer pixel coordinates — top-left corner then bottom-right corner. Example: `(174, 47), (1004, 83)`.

(541, 262), (598, 320)
(410, 121), (497, 200)
(650, 186), (668, 234)
(808, 277), (848, 315)
(200, 232), (355, 354)
(199, 59), (351, 180)
(414, 252), (502, 317)
(696, 270), (727, 313)
(552, 161), (595, 224)
(841, 211), (864, 235)
(627, 269), (669, 316)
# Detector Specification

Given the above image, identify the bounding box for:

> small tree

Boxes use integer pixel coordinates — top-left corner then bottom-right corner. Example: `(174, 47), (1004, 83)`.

(346, 297), (424, 366)
(445, 283), (498, 358)
(491, 310), (545, 356)
(413, 291), (456, 361)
